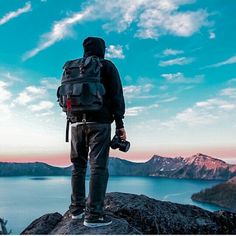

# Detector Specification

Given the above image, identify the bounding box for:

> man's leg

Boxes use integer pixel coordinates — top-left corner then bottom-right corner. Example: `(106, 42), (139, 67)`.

(69, 124), (88, 216)
(85, 123), (111, 219)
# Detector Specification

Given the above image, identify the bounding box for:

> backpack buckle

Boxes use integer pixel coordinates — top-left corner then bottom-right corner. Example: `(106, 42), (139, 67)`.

(82, 113), (86, 125)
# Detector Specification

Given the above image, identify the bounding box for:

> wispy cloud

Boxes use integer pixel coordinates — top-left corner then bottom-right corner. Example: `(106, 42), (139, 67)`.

(0, 2), (31, 26)
(23, 0), (210, 60)
(14, 86), (46, 105)
(163, 48), (184, 56)
(22, 7), (92, 60)
(209, 30), (216, 39)
(227, 78), (236, 84)
(162, 97), (236, 127)
(159, 57), (194, 67)
(126, 106), (145, 116)
(0, 70), (23, 83)
(159, 97), (178, 103)
(207, 55), (236, 68)
(29, 101), (54, 112)
(136, 8), (208, 39)
(126, 103), (159, 116)
(220, 87), (236, 98)
(40, 77), (60, 90)
(106, 45), (125, 59)
(161, 72), (203, 83)
(0, 81), (12, 113)
(123, 83), (154, 99)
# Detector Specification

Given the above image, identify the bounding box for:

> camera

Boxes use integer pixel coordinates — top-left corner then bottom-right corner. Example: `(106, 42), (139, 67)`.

(110, 134), (130, 152)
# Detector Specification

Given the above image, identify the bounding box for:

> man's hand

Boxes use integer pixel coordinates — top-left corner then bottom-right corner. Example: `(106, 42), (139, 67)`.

(116, 128), (127, 141)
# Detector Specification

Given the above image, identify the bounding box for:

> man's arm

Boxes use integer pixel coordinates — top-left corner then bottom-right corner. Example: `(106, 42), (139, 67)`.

(106, 61), (126, 138)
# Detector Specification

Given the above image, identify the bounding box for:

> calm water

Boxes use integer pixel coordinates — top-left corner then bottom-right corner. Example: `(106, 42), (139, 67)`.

(0, 176), (223, 234)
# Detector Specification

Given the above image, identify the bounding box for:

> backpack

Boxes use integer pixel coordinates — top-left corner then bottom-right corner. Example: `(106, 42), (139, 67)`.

(57, 56), (105, 142)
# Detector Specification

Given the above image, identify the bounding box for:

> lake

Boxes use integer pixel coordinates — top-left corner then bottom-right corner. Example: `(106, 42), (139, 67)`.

(0, 176), (223, 234)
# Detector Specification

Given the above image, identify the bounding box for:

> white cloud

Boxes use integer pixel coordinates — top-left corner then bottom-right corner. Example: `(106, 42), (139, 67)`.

(159, 57), (194, 66)
(175, 107), (219, 125)
(22, 7), (92, 60)
(123, 83), (154, 99)
(227, 78), (236, 84)
(136, 8), (208, 39)
(207, 55), (236, 68)
(123, 85), (141, 96)
(40, 77), (60, 90)
(159, 97), (177, 103)
(209, 31), (215, 39)
(29, 101), (54, 112)
(196, 98), (234, 110)
(159, 85), (168, 90)
(220, 87), (236, 98)
(126, 103), (159, 116)
(106, 45), (125, 59)
(0, 71), (23, 82)
(163, 97), (236, 127)
(23, 0), (209, 59)
(14, 86), (46, 105)
(126, 106), (145, 116)
(161, 72), (203, 83)
(143, 83), (154, 92)
(163, 48), (184, 56)
(0, 81), (12, 113)
(0, 81), (12, 102)
(0, 2), (31, 25)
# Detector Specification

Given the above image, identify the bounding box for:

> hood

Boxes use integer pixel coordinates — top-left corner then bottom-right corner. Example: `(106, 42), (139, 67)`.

(83, 37), (106, 58)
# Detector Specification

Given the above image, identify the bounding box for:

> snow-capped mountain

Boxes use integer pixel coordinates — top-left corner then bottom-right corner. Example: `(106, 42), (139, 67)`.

(143, 153), (236, 179)
(109, 153), (236, 180)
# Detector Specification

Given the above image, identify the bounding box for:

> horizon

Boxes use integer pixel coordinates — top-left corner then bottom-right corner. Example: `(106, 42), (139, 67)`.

(1, 152), (236, 167)
(0, 0), (236, 165)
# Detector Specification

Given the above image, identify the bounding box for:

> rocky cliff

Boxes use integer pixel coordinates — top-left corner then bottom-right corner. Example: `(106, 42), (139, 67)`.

(21, 192), (236, 235)
(192, 176), (236, 213)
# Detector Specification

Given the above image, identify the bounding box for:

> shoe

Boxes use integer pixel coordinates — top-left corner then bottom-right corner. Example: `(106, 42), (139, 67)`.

(83, 215), (112, 227)
(71, 209), (85, 220)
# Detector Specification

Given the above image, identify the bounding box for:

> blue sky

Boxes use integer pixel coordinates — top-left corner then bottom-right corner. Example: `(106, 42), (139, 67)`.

(0, 0), (236, 165)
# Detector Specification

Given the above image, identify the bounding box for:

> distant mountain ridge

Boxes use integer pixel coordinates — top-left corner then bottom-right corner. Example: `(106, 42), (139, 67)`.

(1, 153), (236, 180)
(192, 176), (236, 212)
(0, 162), (71, 176)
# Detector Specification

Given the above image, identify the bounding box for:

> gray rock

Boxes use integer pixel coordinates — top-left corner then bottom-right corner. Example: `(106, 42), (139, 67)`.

(21, 192), (236, 235)
(104, 192), (236, 234)
(21, 213), (62, 234)
(51, 211), (141, 235)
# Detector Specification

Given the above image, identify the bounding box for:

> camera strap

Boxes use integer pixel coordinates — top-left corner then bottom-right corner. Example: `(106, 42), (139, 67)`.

(65, 119), (70, 142)
(82, 113), (89, 150)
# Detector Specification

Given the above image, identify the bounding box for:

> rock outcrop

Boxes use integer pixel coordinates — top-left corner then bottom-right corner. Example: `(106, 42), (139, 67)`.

(192, 176), (236, 213)
(21, 192), (236, 235)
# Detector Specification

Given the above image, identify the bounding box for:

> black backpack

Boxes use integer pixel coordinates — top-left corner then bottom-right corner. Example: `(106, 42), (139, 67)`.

(57, 56), (105, 142)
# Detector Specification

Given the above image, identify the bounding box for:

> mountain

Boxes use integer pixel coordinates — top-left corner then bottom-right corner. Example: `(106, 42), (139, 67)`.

(109, 153), (236, 180)
(1, 153), (236, 180)
(0, 162), (70, 176)
(192, 176), (236, 212)
(21, 192), (236, 235)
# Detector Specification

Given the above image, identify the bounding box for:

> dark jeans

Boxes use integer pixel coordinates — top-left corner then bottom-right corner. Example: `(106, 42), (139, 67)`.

(69, 123), (111, 218)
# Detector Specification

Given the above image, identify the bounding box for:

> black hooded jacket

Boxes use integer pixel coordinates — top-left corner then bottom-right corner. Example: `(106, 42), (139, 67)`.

(73, 37), (125, 128)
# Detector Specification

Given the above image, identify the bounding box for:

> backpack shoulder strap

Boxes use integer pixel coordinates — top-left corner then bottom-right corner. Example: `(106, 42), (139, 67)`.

(62, 58), (82, 69)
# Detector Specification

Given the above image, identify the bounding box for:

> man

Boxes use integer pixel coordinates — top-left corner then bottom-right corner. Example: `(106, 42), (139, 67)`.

(69, 37), (126, 228)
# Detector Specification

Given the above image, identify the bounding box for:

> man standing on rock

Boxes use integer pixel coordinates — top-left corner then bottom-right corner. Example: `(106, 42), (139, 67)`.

(65, 37), (126, 227)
